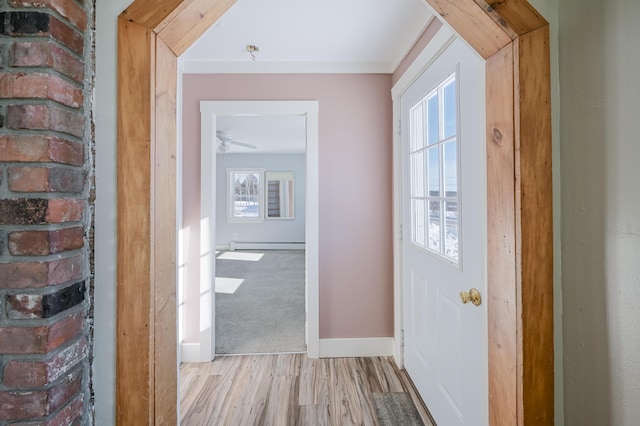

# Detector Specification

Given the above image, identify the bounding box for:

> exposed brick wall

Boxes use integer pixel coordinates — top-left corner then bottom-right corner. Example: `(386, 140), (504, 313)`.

(0, 0), (94, 424)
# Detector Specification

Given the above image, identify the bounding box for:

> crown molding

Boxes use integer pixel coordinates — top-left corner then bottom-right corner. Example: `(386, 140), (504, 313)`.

(182, 61), (393, 74)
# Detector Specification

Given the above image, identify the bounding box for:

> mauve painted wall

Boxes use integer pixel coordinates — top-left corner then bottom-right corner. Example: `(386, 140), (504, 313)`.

(182, 74), (394, 339)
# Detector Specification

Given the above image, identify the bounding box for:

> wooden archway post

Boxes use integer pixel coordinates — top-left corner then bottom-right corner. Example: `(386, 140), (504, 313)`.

(420, 2), (554, 425)
(116, 0), (552, 424)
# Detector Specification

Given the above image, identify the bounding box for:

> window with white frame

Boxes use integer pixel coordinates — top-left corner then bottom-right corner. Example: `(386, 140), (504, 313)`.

(409, 73), (460, 263)
(227, 169), (264, 221)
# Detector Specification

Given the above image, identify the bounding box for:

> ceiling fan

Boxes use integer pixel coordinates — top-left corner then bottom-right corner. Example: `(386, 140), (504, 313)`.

(216, 131), (257, 153)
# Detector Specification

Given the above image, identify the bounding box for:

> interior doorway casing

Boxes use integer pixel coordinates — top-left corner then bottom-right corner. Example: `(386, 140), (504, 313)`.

(116, 1), (553, 424)
(192, 100), (320, 362)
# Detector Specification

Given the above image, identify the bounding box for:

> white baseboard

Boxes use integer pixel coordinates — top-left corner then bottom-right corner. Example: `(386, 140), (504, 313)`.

(184, 338), (393, 360)
(180, 343), (201, 363)
(318, 338), (394, 358)
(216, 242), (305, 251)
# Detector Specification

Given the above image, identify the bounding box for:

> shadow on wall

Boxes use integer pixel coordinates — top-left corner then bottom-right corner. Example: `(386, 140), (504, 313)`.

(560, 0), (610, 422)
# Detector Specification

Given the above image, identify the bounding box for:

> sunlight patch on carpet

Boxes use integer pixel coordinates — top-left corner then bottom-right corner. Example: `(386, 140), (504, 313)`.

(215, 277), (245, 294)
(217, 252), (264, 262)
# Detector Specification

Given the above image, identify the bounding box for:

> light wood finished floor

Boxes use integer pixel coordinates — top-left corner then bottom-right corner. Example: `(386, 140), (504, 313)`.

(180, 354), (436, 426)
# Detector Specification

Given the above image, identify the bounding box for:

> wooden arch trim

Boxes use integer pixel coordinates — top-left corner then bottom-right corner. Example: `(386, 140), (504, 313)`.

(116, 0), (553, 424)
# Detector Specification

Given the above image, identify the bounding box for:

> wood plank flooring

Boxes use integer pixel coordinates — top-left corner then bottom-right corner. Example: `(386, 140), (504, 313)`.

(180, 354), (436, 426)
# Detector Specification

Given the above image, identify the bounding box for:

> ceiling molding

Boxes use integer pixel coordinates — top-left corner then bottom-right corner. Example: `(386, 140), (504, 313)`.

(181, 61), (394, 74)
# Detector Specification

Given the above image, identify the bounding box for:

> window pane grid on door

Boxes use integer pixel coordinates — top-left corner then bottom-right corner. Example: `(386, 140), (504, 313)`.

(411, 151), (426, 197)
(409, 74), (460, 263)
(412, 199), (426, 247)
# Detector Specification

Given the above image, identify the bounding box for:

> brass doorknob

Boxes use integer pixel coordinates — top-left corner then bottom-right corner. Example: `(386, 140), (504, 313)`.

(459, 288), (482, 306)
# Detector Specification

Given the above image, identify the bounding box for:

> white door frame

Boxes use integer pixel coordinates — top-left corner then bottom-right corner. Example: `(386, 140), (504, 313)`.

(199, 100), (320, 360)
(391, 26), (456, 366)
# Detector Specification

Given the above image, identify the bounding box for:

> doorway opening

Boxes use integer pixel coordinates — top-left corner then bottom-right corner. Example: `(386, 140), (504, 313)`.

(178, 101), (319, 362)
(213, 114), (308, 355)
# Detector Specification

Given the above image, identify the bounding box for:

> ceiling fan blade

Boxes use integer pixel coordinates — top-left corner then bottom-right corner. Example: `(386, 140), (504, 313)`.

(228, 140), (257, 149)
(216, 131), (257, 149)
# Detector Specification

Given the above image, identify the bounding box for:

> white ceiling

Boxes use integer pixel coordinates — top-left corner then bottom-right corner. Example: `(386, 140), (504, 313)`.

(185, 0), (435, 154)
(217, 115), (307, 154)
(182, 0), (434, 69)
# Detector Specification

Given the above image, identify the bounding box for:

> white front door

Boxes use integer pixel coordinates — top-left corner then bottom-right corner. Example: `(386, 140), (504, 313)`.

(401, 38), (487, 426)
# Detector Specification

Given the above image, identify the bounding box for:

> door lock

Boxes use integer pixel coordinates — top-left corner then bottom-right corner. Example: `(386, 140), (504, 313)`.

(459, 288), (482, 306)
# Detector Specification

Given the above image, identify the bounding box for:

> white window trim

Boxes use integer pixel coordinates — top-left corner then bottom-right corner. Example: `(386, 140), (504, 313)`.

(265, 171), (295, 220)
(409, 71), (461, 266)
(226, 168), (265, 223)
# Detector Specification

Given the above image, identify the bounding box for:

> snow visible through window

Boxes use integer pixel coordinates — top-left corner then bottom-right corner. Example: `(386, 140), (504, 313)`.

(409, 75), (459, 263)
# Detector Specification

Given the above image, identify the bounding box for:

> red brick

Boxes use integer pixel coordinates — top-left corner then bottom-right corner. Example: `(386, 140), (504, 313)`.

(49, 168), (85, 192)
(0, 135), (84, 165)
(6, 105), (85, 138)
(3, 338), (87, 387)
(7, 293), (44, 319)
(47, 14), (83, 55)
(47, 369), (83, 417)
(47, 74), (82, 107)
(6, 104), (48, 131)
(0, 134), (50, 162)
(47, 255), (82, 286)
(46, 312), (83, 351)
(0, 262), (48, 289)
(0, 72), (49, 98)
(49, 107), (84, 137)
(46, 199), (83, 222)
(9, 166), (50, 192)
(50, 394), (84, 426)
(3, 360), (48, 389)
(9, 0), (88, 31)
(46, 393), (84, 426)
(0, 256), (83, 289)
(9, 230), (50, 255)
(0, 369), (82, 421)
(18, 395), (85, 426)
(0, 73), (82, 108)
(48, 137), (83, 165)
(0, 390), (48, 420)
(0, 326), (48, 354)
(10, 41), (84, 82)
(6, 227), (83, 256)
(50, 226), (83, 253)
(0, 312), (83, 354)
(9, 167), (85, 193)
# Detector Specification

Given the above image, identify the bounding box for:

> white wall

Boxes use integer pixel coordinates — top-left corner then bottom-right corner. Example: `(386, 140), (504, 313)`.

(215, 154), (306, 246)
(559, 0), (640, 424)
(94, 0), (132, 424)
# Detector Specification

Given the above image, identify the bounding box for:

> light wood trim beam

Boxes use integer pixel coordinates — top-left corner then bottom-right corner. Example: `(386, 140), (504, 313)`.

(120, 0), (236, 56)
(120, 0), (186, 32)
(116, 17), (156, 424)
(424, 0), (512, 58)
(486, 43), (518, 426)
(116, 0), (554, 424)
(157, 0), (236, 56)
(153, 37), (179, 425)
(484, 0), (547, 35)
(515, 25), (554, 425)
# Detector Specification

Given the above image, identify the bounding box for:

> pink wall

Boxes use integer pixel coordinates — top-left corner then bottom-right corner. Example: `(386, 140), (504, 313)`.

(182, 74), (394, 339)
